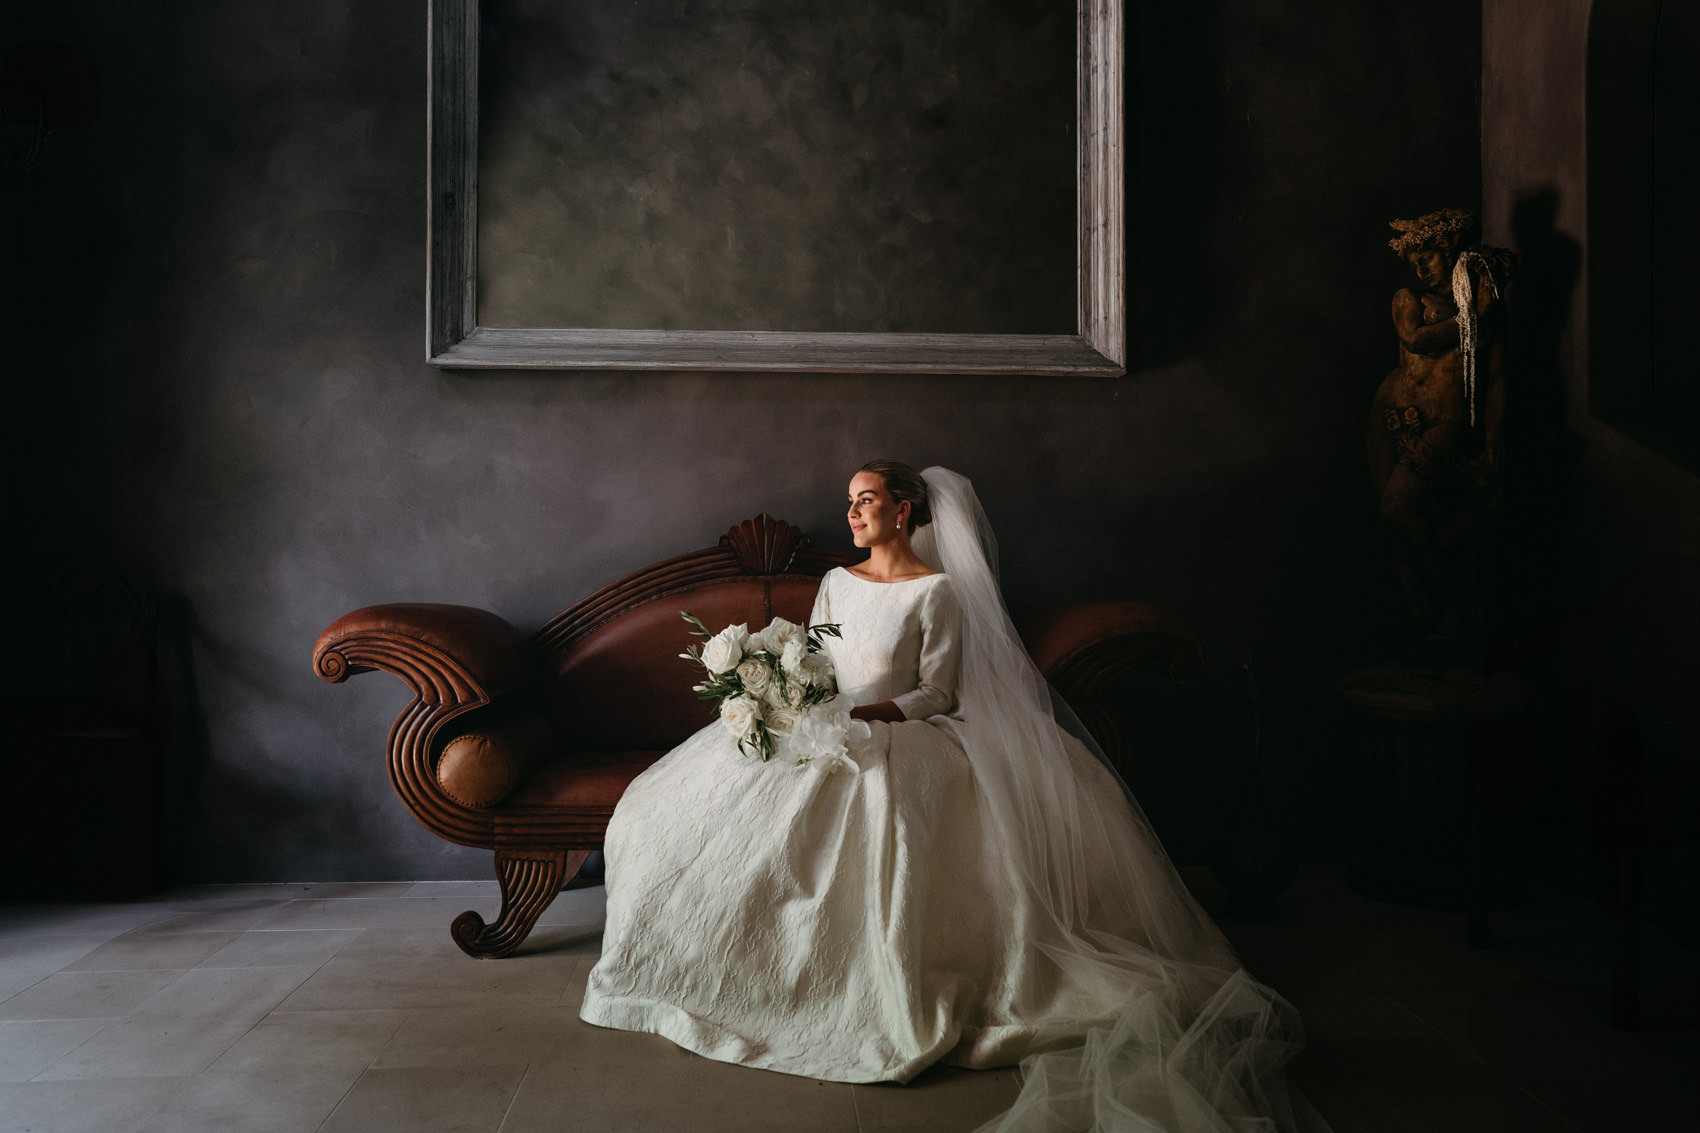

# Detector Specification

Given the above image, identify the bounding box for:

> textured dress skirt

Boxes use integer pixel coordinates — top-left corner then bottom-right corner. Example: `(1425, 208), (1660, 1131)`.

(580, 568), (1295, 1126)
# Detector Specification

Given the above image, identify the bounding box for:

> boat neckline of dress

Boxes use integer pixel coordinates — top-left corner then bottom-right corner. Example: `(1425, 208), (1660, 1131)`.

(837, 566), (946, 585)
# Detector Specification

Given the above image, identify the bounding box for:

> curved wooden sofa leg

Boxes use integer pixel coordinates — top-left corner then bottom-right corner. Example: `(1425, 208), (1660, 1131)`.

(451, 848), (591, 958)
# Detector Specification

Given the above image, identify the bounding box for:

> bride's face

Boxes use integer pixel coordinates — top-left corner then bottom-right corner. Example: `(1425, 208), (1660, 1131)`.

(847, 471), (907, 549)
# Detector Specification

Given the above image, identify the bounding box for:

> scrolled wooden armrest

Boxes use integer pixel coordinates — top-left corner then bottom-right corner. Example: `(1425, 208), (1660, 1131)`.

(1023, 601), (1204, 693)
(313, 603), (535, 707)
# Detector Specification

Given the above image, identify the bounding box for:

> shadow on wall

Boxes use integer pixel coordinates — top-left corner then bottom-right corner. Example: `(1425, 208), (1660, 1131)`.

(158, 591), (210, 885)
(1499, 185), (1584, 636)
(161, 595), (430, 884)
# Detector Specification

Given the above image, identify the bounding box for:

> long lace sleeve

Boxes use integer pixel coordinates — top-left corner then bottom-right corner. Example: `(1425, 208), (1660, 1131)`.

(808, 571), (832, 633)
(893, 578), (961, 720)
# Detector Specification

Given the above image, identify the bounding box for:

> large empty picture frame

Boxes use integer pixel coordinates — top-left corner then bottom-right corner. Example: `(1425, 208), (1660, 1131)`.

(427, 0), (1123, 375)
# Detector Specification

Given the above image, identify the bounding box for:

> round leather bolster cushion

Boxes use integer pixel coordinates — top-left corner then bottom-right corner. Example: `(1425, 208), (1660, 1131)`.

(436, 711), (556, 808)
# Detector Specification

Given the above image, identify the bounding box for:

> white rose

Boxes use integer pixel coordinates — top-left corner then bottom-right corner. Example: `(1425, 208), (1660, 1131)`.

(719, 695), (762, 738)
(701, 629), (744, 674)
(758, 617), (803, 654)
(763, 679), (791, 709)
(784, 680), (807, 708)
(779, 640), (808, 679)
(736, 657), (773, 697)
(765, 706), (800, 737)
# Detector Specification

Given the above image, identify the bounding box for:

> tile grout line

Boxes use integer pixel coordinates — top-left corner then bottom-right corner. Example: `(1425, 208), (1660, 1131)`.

(25, 1015), (120, 1082)
(311, 1005), (419, 1133)
(311, 1065), (370, 1133)
(1516, 1082), (1591, 1133)
(555, 953), (589, 1010)
(27, 928), (339, 1082)
(1346, 932), (1666, 1111)
(493, 1061), (533, 1133)
(1365, 978), (1504, 1074)
(35, 960), (322, 1082)
(363, 1004), (417, 1069)
(0, 970), (54, 1010)
(194, 1007), (273, 1082)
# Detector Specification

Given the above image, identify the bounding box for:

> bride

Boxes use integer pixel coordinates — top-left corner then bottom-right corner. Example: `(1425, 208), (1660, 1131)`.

(581, 462), (1307, 1131)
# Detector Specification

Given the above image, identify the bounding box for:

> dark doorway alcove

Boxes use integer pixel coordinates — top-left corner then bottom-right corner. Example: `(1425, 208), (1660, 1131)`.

(1587, 0), (1700, 474)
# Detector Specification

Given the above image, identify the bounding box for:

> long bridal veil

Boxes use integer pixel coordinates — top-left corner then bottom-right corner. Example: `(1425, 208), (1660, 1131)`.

(911, 468), (1310, 1133)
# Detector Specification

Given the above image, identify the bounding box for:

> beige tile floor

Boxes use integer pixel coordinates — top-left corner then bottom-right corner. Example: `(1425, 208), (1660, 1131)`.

(1, 865), (1694, 1133)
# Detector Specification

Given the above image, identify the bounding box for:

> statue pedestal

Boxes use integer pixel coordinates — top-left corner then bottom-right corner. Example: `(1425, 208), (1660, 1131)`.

(1337, 665), (1528, 936)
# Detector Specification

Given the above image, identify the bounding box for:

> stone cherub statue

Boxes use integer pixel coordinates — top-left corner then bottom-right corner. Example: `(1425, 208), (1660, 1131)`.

(1369, 208), (1516, 663)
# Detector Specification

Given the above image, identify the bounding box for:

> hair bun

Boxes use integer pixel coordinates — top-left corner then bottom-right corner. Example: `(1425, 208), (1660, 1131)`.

(858, 460), (931, 535)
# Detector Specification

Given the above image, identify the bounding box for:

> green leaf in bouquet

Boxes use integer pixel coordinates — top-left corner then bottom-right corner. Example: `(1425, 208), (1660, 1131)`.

(738, 722), (776, 763)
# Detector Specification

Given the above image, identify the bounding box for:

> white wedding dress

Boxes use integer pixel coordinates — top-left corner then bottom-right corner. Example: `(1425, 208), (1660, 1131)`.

(581, 569), (1010, 1081)
(583, 469), (1307, 1131)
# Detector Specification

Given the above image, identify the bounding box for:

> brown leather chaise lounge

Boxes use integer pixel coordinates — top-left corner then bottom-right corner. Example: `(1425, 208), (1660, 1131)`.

(313, 516), (1199, 958)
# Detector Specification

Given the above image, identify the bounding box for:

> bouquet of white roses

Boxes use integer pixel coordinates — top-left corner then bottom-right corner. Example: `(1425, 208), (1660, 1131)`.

(680, 612), (871, 772)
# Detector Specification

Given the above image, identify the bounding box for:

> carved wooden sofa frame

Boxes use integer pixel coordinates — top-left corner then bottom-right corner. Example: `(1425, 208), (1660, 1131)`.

(313, 517), (1199, 958)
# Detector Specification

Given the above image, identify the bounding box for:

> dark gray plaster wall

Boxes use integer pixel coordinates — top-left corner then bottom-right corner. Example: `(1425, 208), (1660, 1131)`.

(6, 0), (1484, 882)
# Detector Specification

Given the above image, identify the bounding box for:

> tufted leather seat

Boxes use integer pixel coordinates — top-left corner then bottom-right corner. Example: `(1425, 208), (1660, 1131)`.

(506, 751), (665, 810)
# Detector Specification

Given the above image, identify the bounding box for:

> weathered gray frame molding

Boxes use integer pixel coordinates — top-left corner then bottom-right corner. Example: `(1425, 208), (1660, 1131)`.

(427, 0), (1123, 375)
